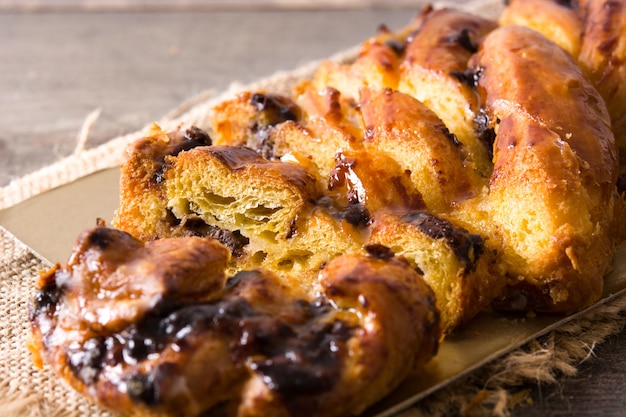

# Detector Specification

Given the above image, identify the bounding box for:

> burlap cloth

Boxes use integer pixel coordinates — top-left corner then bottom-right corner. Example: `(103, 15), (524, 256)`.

(2, 1), (626, 416)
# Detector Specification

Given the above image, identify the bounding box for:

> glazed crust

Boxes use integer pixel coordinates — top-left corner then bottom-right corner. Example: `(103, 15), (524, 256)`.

(29, 227), (439, 417)
(474, 24), (617, 312)
(578, 0), (626, 156)
(398, 7), (497, 176)
(500, 0), (626, 177)
(499, 0), (584, 57)
(30, 4), (626, 417)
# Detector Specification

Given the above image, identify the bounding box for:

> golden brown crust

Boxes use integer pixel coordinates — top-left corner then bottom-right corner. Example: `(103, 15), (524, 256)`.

(29, 227), (439, 417)
(113, 123), (212, 240)
(32, 5), (626, 416)
(500, 0), (626, 183)
(474, 24), (617, 312)
(398, 7), (497, 176)
(499, 0), (584, 57)
(578, 0), (626, 154)
(359, 87), (485, 212)
(369, 212), (502, 332)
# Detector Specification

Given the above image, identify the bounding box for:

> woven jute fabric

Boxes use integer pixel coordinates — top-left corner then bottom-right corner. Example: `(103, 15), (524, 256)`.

(2, 1), (626, 416)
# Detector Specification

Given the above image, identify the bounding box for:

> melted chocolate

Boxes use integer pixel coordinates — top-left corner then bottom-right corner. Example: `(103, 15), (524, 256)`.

(66, 337), (106, 384)
(384, 39), (406, 56)
(446, 28), (479, 53)
(341, 203), (372, 228)
(87, 226), (116, 249)
(30, 282), (62, 320)
(328, 155), (359, 203)
(59, 270), (355, 407)
(124, 363), (177, 406)
(249, 124), (277, 160)
(164, 209), (250, 258)
(440, 125), (461, 147)
(208, 227), (249, 258)
(152, 126), (213, 184)
(474, 108), (496, 160)
(450, 66), (484, 88)
(554, 0), (577, 9)
(405, 212), (484, 271)
(328, 156), (373, 227)
(183, 126), (212, 148)
(364, 243), (395, 260)
(247, 93), (302, 159)
(249, 93), (301, 126)
(617, 174), (626, 196)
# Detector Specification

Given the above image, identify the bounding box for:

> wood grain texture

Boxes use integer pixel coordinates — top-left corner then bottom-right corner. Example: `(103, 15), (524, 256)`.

(0, 10), (414, 185)
(0, 0), (421, 12)
(1, 7), (626, 417)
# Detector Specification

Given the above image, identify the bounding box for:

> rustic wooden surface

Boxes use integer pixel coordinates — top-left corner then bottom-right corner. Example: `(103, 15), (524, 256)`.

(1, 4), (626, 417)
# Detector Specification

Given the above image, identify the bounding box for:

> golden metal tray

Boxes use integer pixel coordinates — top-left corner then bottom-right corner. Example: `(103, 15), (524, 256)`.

(2, 167), (625, 416)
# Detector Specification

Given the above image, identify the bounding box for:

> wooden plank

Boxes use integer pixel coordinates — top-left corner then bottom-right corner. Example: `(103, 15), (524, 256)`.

(0, 10), (416, 185)
(0, 0), (422, 12)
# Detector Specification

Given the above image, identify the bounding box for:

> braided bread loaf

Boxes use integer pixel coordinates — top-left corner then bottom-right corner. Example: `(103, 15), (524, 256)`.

(29, 2), (626, 417)
(29, 227), (438, 417)
(113, 2), (622, 325)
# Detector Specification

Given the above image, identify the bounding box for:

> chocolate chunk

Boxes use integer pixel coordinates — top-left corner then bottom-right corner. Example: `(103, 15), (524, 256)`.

(67, 337), (106, 384)
(364, 243), (395, 260)
(87, 226), (115, 249)
(249, 124), (277, 160)
(446, 28), (479, 53)
(384, 39), (406, 56)
(30, 283), (61, 320)
(474, 108), (496, 160)
(250, 93), (301, 126)
(208, 227), (250, 258)
(617, 174), (626, 196)
(342, 203), (372, 228)
(405, 212), (484, 271)
(554, 0), (577, 9)
(450, 66), (484, 88)
(151, 126), (213, 185)
(183, 126), (212, 147)
(126, 372), (160, 406)
(170, 215), (250, 258)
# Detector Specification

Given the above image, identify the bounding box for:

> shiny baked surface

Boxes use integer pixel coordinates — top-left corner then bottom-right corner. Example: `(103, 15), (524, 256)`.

(27, 1), (626, 416)
(29, 227), (439, 417)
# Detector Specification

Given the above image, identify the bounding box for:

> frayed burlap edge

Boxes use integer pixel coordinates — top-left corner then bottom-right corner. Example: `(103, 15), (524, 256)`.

(5, 1), (626, 416)
(396, 293), (626, 417)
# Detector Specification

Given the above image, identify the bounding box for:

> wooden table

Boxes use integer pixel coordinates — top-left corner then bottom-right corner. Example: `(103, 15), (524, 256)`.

(1, 3), (625, 416)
